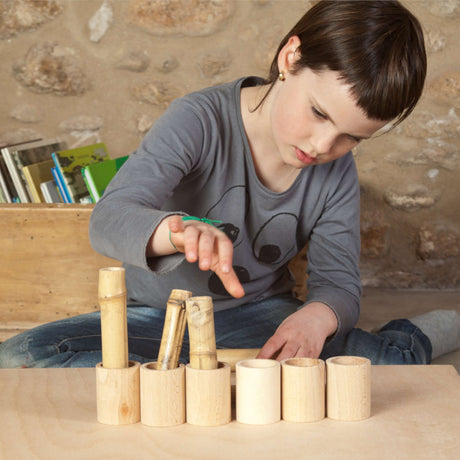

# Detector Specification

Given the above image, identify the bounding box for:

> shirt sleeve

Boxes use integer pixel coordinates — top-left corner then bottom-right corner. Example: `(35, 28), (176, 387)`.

(301, 154), (362, 336)
(89, 97), (204, 272)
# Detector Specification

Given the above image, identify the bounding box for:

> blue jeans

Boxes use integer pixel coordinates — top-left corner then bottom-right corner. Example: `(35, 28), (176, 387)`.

(0, 295), (432, 368)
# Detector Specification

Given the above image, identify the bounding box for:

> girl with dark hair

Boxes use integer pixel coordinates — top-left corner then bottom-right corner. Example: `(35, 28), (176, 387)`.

(1, 0), (459, 368)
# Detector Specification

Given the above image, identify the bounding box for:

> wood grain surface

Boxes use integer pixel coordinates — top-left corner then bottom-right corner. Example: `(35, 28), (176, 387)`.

(0, 365), (458, 459)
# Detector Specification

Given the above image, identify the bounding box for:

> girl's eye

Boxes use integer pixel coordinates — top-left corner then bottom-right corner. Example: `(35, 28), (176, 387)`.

(312, 106), (327, 120)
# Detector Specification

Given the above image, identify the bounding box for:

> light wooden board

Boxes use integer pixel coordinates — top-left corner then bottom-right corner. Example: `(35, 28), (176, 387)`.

(0, 204), (120, 341)
(0, 365), (458, 459)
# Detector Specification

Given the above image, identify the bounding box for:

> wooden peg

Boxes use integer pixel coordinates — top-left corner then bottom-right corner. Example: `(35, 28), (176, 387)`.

(216, 348), (260, 371)
(98, 267), (128, 369)
(157, 289), (192, 370)
(326, 356), (371, 421)
(185, 296), (217, 370)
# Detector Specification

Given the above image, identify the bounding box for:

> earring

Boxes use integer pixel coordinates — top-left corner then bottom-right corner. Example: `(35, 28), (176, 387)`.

(278, 71), (286, 82)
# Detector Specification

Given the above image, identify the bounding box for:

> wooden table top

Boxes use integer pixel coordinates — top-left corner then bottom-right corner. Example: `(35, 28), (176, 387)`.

(0, 365), (459, 459)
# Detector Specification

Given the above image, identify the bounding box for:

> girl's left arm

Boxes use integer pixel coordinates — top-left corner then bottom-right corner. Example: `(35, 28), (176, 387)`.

(259, 153), (361, 359)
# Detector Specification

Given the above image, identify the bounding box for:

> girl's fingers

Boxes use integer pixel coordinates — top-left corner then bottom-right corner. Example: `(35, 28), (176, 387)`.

(257, 334), (286, 359)
(173, 220), (245, 298)
(218, 267), (245, 298)
(217, 234), (234, 274)
(168, 215), (185, 233)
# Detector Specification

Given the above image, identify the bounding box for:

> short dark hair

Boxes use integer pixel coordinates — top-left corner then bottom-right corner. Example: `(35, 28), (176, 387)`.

(264, 0), (426, 125)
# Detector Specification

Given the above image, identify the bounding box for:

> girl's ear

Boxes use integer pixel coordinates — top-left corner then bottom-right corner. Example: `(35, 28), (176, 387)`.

(277, 35), (301, 75)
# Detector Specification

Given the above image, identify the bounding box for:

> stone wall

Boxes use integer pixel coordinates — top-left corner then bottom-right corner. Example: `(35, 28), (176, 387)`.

(1, 0), (459, 292)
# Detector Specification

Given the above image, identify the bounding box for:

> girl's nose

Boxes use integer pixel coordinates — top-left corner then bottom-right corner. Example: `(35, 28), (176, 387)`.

(310, 127), (336, 155)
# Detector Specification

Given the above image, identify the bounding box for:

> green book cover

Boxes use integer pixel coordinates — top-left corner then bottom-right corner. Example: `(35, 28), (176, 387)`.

(82, 155), (129, 202)
(52, 143), (109, 203)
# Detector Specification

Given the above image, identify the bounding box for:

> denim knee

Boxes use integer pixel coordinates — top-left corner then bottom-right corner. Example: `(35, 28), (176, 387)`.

(376, 319), (432, 365)
(0, 333), (42, 368)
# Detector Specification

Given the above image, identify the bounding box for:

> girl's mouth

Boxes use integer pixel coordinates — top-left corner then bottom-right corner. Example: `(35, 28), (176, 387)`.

(295, 147), (316, 165)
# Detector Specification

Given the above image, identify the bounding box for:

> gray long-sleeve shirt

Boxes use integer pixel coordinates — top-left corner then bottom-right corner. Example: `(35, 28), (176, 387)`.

(89, 76), (362, 336)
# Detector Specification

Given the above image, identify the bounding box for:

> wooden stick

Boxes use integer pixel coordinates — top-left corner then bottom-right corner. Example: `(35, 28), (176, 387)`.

(157, 289), (192, 370)
(98, 267), (128, 369)
(216, 348), (260, 371)
(185, 296), (217, 370)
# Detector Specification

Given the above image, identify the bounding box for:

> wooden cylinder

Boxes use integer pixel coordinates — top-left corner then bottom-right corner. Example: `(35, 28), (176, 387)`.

(157, 289), (192, 370)
(281, 358), (325, 423)
(99, 267), (128, 369)
(140, 362), (185, 427)
(326, 356), (371, 421)
(216, 348), (260, 371)
(185, 362), (231, 426)
(96, 360), (140, 425)
(236, 359), (280, 425)
(185, 296), (217, 370)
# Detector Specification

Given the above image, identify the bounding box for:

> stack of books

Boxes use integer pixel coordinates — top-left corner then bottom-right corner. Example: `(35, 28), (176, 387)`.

(0, 139), (128, 204)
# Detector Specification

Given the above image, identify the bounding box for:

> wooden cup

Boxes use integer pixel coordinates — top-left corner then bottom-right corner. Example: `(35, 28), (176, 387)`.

(96, 360), (141, 425)
(185, 361), (231, 426)
(236, 359), (281, 425)
(281, 357), (325, 423)
(326, 356), (371, 421)
(140, 362), (186, 427)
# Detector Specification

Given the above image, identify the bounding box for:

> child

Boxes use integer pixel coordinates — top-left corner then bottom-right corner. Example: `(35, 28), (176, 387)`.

(1, 0), (459, 368)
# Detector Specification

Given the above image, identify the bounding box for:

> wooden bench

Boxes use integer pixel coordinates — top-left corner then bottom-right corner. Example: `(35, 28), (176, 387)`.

(0, 204), (120, 342)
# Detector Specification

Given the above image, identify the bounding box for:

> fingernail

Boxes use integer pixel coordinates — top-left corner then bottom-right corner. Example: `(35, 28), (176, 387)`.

(222, 264), (230, 273)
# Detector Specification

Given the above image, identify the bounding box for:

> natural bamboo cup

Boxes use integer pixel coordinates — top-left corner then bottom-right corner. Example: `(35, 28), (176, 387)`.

(186, 296), (217, 370)
(140, 362), (186, 427)
(326, 356), (371, 421)
(236, 359), (281, 425)
(96, 360), (140, 425)
(281, 357), (325, 422)
(99, 267), (128, 369)
(157, 289), (192, 370)
(185, 361), (231, 426)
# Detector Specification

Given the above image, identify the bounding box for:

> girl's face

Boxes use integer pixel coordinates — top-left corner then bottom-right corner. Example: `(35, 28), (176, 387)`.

(269, 66), (389, 168)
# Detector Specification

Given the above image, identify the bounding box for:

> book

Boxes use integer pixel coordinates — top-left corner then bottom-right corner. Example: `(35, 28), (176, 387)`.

(1, 139), (65, 203)
(22, 159), (55, 203)
(0, 139), (42, 203)
(51, 167), (70, 203)
(0, 157), (13, 202)
(40, 180), (63, 203)
(51, 143), (109, 203)
(81, 155), (129, 202)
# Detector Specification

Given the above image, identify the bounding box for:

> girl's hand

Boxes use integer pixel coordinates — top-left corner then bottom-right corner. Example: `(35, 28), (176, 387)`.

(169, 215), (245, 299)
(257, 302), (338, 361)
